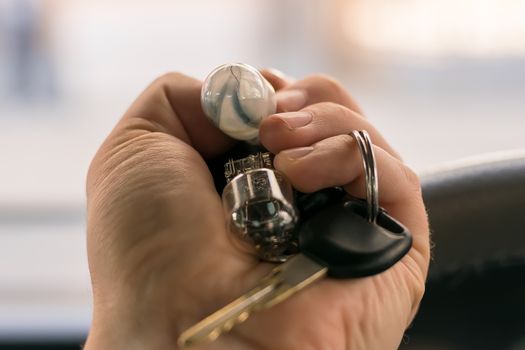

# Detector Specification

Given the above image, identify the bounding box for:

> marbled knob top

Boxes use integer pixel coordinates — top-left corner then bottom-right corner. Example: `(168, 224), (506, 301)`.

(201, 63), (276, 141)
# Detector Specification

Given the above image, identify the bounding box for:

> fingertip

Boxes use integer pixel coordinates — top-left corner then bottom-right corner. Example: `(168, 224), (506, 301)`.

(259, 114), (290, 153)
(273, 149), (295, 176)
(274, 147), (319, 193)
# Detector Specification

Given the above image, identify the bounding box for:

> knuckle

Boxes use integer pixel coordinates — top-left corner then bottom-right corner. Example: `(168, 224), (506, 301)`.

(156, 71), (186, 83)
(309, 73), (344, 90)
(404, 255), (427, 318)
(399, 163), (422, 192)
(330, 102), (352, 120)
(87, 132), (167, 198)
(338, 133), (356, 151)
(411, 273), (426, 313)
(320, 101), (349, 115)
(305, 102), (352, 125)
(307, 73), (346, 97)
(86, 155), (101, 197)
(151, 72), (187, 90)
(86, 139), (119, 198)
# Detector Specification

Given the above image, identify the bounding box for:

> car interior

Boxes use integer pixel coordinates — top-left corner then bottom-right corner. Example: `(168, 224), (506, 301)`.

(1, 1), (524, 349)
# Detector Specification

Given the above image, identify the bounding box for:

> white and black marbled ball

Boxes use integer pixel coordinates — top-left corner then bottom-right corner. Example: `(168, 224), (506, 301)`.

(201, 63), (276, 141)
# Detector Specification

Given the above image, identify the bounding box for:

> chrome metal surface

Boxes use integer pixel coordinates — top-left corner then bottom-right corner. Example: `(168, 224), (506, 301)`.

(222, 167), (299, 262)
(350, 130), (379, 222)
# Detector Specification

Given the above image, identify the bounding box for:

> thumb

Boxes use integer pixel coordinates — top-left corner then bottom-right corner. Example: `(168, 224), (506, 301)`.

(86, 73), (237, 288)
(120, 72), (234, 156)
(87, 72), (235, 194)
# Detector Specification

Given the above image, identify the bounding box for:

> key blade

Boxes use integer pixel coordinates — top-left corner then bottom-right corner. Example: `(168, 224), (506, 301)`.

(178, 255), (327, 348)
(178, 279), (277, 348)
(264, 254), (328, 308)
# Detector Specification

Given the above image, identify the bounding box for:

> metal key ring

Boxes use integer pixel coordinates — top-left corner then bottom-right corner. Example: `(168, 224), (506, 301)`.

(350, 130), (379, 222)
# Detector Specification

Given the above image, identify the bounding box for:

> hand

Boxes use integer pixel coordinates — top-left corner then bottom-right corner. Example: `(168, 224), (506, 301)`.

(85, 70), (430, 349)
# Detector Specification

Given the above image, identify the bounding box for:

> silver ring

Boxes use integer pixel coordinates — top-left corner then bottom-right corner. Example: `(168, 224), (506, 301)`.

(350, 130), (379, 222)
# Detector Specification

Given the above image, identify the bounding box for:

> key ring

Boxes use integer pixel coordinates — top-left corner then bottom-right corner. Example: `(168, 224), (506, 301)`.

(350, 130), (379, 222)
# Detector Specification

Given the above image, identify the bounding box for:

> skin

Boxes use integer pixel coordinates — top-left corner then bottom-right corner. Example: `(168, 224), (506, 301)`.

(85, 69), (430, 350)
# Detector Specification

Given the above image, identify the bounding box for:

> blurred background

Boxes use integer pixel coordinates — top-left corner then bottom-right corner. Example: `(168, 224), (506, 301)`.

(1, 0), (524, 347)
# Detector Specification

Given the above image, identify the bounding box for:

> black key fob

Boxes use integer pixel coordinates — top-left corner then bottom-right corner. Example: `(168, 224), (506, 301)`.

(295, 187), (346, 221)
(299, 199), (412, 278)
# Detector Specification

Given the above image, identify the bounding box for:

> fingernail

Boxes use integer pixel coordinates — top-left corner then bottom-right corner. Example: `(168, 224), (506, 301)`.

(274, 111), (312, 129)
(280, 146), (314, 160)
(276, 89), (307, 112)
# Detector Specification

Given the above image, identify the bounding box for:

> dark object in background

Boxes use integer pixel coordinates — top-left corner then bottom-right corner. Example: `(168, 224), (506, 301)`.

(401, 152), (525, 350)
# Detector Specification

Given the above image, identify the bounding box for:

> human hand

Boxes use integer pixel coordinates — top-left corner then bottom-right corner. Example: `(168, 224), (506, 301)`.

(85, 70), (430, 349)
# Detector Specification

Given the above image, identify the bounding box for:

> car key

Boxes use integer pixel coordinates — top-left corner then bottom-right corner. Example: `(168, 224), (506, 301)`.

(177, 253), (327, 348)
(177, 198), (412, 348)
